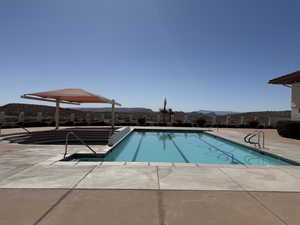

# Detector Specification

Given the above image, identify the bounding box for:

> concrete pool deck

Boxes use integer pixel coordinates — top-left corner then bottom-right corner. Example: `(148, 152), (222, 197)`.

(0, 127), (300, 191)
(1, 162), (300, 192)
(0, 127), (300, 224)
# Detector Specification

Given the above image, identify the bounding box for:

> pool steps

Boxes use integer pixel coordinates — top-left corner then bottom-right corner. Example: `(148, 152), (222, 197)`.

(108, 127), (131, 146)
(1, 127), (114, 144)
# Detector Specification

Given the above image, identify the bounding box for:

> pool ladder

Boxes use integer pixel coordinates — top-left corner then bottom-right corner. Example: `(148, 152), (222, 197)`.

(244, 130), (265, 149)
(64, 131), (96, 159)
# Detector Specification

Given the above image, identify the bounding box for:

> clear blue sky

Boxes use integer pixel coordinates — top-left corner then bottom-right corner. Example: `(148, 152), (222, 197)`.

(1, 0), (299, 112)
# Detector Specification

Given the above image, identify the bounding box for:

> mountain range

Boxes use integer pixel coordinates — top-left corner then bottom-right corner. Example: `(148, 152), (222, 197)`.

(73, 108), (238, 115)
(72, 107), (153, 113)
(190, 110), (239, 116)
(1, 104), (289, 118)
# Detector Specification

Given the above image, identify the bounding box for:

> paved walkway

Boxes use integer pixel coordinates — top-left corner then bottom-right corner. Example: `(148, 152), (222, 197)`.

(0, 189), (299, 225)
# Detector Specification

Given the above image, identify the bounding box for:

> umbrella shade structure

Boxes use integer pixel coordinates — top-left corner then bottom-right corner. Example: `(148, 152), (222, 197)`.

(21, 88), (121, 129)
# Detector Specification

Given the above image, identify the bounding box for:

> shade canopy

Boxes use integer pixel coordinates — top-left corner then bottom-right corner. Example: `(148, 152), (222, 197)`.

(21, 88), (121, 130)
(23, 88), (121, 105)
(269, 71), (300, 85)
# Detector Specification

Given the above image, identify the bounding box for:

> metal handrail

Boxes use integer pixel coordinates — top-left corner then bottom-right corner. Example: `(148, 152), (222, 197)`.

(64, 131), (96, 159)
(256, 130), (265, 149)
(15, 122), (31, 134)
(244, 130), (265, 149)
(248, 133), (260, 146)
(19, 126), (31, 134)
(244, 131), (257, 146)
(0, 123), (31, 136)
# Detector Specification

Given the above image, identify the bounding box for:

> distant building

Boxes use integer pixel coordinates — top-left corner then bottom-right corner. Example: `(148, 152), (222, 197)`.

(269, 71), (300, 121)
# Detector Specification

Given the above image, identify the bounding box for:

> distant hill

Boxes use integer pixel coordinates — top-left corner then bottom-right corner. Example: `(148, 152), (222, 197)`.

(190, 109), (290, 118)
(0, 103), (86, 117)
(233, 110), (290, 118)
(0, 103), (290, 120)
(72, 107), (153, 113)
(190, 110), (239, 116)
(0, 104), (153, 115)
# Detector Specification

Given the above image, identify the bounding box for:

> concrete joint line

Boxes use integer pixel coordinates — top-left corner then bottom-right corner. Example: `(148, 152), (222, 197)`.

(220, 167), (289, 225)
(246, 191), (289, 225)
(72, 165), (98, 189)
(33, 189), (73, 225)
(218, 168), (245, 191)
(33, 165), (97, 225)
(156, 166), (161, 189)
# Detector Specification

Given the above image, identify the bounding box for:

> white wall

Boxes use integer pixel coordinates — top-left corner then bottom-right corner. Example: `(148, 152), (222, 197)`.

(291, 82), (300, 121)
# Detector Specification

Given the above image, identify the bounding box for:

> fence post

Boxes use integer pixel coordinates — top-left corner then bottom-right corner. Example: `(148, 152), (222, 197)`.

(0, 112), (4, 134)
(184, 114), (188, 123)
(171, 114), (175, 123)
(36, 112), (43, 122)
(70, 113), (75, 122)
(240, 116), (244, 126)
(212, 116), (216, 126)
(129, 115), (133, 122)
(85, 113), (91, 124)
(268, 117), (272, 127)
(0, 112), (5, 123)
(226, 115), (230, 127)
(18, 112), (25, 123)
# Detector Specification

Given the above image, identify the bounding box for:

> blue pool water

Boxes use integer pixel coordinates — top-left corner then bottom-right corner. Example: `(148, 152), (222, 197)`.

(83, 130), (297, 165)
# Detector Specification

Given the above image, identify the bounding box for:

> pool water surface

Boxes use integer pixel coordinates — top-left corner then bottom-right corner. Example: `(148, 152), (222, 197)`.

(77, 130), (296, 166)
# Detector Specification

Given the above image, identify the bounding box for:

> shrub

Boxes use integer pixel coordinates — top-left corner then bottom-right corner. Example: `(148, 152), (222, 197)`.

(90, 121), (107, 126)
(137, 117), (146, 125)
(158, 122), (167, 126)
(277, 120), (300, 140)
(21, 121), (48, 127)
(196, 118), (206, 127)
(247, 120), (259, 128)
(172, 122), (183, 127)
(62, 121), (75, 126)
(75, 121), (88, 126)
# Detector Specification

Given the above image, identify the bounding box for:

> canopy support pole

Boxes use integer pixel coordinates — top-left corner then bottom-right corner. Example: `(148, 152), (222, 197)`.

(111, 99), (115, 131)
(55, 100), (60, 130)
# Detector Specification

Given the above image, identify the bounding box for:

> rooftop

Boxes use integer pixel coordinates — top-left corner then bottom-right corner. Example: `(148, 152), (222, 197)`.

(269, 71), (300, 84)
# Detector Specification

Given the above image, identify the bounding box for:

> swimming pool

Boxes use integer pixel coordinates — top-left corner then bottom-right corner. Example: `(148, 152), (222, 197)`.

(69, 130), (298, 166)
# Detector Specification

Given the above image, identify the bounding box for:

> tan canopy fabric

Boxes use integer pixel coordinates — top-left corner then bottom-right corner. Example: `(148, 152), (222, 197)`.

(27, 88), (116, 104)
(21, 88), (121, 129)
